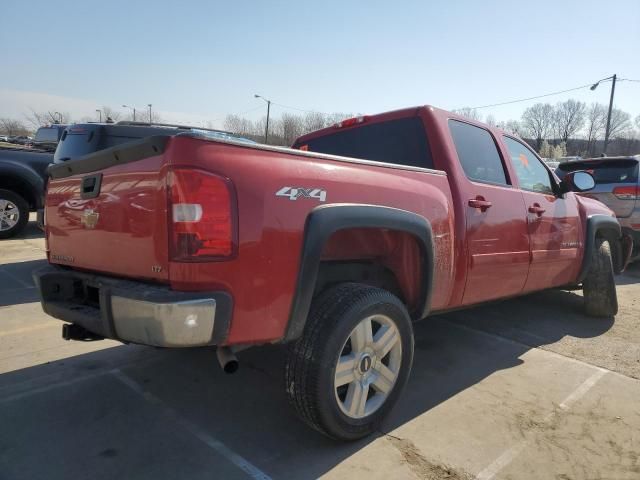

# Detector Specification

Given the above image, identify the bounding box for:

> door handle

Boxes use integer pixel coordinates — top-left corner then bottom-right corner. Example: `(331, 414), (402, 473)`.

(468, 197), (492, 212)
(528, 204), (545, 216)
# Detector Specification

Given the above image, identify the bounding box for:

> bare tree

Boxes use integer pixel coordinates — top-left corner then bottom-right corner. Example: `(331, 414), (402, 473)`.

(0, 118), (30, 136)
(452, 107), (482, 122)
(281, 112), (304, 146)
(24, 109), (72, 128)
(521, 103), (554, 150)
(303, 111), (326, 134)
(553, 99), (586, 143)
(583, 103), (607, 157)
(484, 114), (498, 127)
(101, 106), (122, 123)
(607, 108), (632, 139)
(635, 114), (640, 130)
(325, 112), (355, 126)
(224, 114), (253, 136)
(497, 119), (523, 136)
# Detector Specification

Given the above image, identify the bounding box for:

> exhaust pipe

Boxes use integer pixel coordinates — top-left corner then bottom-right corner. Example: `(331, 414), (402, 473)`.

(216, 346), (239, 374)
(62, 324), (104, 341)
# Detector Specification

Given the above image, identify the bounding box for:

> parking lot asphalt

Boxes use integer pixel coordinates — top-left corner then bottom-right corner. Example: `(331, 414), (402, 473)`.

(1, 219), (639, 480)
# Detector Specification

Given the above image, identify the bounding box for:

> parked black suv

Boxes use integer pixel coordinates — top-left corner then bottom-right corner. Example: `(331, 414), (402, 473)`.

(32, 124), (68, 152)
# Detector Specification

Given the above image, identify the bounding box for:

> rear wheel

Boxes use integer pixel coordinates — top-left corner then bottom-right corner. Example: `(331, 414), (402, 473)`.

(583, 238), (618, 317)
(285, 283), (414, 440)
(0, 189), (29, 239)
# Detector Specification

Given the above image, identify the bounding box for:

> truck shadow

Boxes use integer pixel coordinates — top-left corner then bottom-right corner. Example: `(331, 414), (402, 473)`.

(0, 259), (46, 306)
(0, 285), (615, 479)
(8, 220), (45, 240)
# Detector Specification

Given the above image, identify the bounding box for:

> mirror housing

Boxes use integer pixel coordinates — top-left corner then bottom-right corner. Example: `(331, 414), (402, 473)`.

(560, 170), (596, 194)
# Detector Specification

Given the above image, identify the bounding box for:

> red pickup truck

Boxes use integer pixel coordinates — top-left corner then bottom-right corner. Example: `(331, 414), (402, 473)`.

(35, 106), (631, 440)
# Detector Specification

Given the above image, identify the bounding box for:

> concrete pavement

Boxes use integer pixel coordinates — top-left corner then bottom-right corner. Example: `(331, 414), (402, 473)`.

(1, 219), (639, 479)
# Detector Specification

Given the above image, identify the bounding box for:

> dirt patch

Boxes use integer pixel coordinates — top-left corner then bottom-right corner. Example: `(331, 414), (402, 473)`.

(386, 435), (472, 480)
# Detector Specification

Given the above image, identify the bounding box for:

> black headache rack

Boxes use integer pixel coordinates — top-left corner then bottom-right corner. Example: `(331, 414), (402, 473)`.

(48, 135), (171, 179)
(52, 121), (241, 170)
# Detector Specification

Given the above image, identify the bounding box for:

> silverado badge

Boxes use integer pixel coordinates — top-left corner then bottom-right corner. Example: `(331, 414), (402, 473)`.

(81, 209), (100, 229)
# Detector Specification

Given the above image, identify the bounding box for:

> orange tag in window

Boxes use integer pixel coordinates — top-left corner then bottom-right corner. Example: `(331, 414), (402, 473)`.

(299, 144), (309, 151)
(519, 153), (529, 167)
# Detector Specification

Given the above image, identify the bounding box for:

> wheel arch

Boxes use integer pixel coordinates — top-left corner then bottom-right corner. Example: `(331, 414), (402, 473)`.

(284, 204), (435, 342)
(577, 214), (622, 282)
(0, 166), (44, 210)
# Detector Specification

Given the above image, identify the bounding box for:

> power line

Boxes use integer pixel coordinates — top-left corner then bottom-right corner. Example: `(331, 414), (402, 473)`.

(466, 82), (608, 110)
(271, 101), (328, 115)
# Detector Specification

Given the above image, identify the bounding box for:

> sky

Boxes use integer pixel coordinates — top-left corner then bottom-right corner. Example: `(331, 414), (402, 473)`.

(1, 0), (639, 128)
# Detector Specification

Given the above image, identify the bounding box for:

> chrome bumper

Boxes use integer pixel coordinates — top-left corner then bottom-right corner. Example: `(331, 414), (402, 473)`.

(33, 265), (232, 347)
(111, 296), (217, 347)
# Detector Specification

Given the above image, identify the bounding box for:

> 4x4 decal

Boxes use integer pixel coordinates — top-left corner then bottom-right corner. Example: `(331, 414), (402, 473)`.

(276, 186), (327, 202)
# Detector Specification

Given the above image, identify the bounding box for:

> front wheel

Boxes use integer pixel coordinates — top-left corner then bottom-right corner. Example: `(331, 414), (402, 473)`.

(285, 283), (414, 441)
(583, 238), (618, 317)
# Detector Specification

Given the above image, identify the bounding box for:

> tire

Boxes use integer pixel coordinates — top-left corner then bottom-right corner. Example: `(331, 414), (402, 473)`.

(0, 189), (29, 239)
(285, 283), (414, 441)
(583, 238), (618, 317)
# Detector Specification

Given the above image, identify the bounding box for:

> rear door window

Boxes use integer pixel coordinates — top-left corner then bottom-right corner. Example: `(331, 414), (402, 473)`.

(449, 120), (508, 185)
(294, 117), (434, 169)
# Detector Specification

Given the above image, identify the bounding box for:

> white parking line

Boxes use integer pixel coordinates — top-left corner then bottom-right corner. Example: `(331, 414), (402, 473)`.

(475, 368), (608, 480)
(558, 368), (607, 410)
(111, 369), (272, 480)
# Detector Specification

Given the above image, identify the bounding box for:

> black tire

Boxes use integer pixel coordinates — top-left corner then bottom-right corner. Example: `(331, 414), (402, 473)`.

(583, 238), (618, 317)
(0, 189), (29, 239)
(285, 283), (414, 441)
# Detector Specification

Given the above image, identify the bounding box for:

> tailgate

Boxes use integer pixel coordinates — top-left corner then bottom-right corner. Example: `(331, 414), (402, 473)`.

(45, 137), (170, 281)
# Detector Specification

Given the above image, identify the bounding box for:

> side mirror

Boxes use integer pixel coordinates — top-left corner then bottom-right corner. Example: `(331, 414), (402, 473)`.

(561, 170), (596, 193)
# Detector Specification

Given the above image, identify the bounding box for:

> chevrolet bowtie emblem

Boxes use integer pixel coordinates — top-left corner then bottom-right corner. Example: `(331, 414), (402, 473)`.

(81, 209), (99, 229)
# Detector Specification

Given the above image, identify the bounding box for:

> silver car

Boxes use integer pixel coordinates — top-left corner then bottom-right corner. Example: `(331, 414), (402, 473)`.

(556, 156), (640, 261)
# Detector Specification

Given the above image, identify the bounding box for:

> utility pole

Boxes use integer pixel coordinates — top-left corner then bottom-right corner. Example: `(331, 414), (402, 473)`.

(265, 100), (271, 144)
(96, 109), (102, 122)
(590, 74), (617, 155)
(122, 105), (136, 122)
(254, 94), (271, 144)
(148, 104), (153, 124)
(603, 74), (616, 155)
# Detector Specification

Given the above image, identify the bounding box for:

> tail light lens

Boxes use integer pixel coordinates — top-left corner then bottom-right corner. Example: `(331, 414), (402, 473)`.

(613, 186), (639, 200)
(168, 168), (236, 261)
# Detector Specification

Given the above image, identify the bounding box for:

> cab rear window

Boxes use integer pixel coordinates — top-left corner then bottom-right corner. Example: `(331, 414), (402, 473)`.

(295, 117), (434, 169)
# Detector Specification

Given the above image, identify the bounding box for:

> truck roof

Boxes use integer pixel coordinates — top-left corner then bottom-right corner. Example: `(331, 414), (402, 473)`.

(294, 104), (512, 146)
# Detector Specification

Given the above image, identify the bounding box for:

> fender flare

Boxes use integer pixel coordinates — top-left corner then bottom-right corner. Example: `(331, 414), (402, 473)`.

(283, 203), (435, 342)
(0, 164), (45, 209)
(577, 214), (621, 283)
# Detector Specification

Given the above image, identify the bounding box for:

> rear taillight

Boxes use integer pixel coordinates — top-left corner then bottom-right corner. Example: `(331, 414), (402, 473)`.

(168, 168), (236, 261)
(613, 186), (639, 200)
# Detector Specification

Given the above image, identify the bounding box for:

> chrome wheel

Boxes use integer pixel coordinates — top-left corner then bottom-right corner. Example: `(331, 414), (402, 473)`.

(334, 314), (402, 419)
(0, 199), (20, 231)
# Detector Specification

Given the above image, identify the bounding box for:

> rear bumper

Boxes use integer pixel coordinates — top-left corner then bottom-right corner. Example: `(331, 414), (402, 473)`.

(33, 265), (232, 347)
